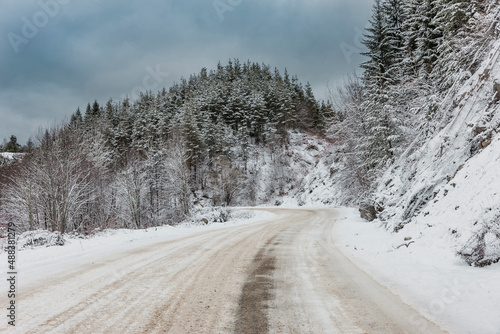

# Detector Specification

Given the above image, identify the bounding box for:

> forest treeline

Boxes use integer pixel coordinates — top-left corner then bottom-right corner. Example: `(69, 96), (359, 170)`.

(330, 0), (497, 205)
(2, 0), (498, 234)
(0, 60), (332, 233)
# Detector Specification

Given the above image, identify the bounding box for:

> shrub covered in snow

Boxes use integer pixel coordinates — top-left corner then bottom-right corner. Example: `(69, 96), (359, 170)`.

(191, 207), (258, 225)
(192, 207), (234, 224)
(17, 230), (65, 250)
(458, 215), (500, 267)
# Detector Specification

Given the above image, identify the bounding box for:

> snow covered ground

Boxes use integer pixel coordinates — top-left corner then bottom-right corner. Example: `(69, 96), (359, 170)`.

(375, 38), (500, 266)
(0, 152), (23, 166)
(1, 208), (446, 333)
(0, 153), (20, 160)
(0, 209), (274, 288)
(2, 206), (499, 333)
(0, 152), (23, 161)
(334, 208), (500, 334)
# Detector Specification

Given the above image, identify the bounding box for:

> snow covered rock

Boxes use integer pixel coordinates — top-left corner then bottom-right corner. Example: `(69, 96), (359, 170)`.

(359, 204), (377, 221)
(458, 215), (500, 267)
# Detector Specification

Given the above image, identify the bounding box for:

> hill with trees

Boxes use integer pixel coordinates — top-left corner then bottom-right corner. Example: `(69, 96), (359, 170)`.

(0, 60), (333, 233)
(2, 0), (500, 267)
(329, 0), (500, 266)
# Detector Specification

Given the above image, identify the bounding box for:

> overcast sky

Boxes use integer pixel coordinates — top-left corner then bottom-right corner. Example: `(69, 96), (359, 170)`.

(0, 0), (372, 144)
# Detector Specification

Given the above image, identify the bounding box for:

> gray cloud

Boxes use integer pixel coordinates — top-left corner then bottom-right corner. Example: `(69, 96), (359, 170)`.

(0, 0), (372, 144)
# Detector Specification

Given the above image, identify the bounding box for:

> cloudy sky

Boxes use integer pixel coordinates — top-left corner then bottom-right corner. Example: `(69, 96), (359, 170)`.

(0, 0), (372, 144)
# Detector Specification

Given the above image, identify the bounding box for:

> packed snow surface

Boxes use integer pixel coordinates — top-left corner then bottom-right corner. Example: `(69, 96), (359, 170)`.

(1, 208), (445, 333)
(1, 207), (498, 333)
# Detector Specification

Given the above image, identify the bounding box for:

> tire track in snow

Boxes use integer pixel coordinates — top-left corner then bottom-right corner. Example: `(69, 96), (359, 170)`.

(5, 209), (447, 333)
(234, 236), (278, 334)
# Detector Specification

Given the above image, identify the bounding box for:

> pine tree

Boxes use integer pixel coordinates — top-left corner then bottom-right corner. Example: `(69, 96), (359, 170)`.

(417, 0), (442, 75)
(92, 100), (101, 118)
(432, 0), (478, 89)
(304, 82), (323, 131)
(181, 102), (205, 172)
(356, 0), (402, 189)
(361, 0), (393, 88)
(84, 103), (92, 123)
(70, 107), (83, 128)
(5, 135), (21, 153)
(382, 0), (406, 83)
(403, 0), (442, 78)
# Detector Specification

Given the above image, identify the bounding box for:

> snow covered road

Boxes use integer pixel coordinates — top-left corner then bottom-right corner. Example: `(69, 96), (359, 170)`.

(3, 209), (446, 333)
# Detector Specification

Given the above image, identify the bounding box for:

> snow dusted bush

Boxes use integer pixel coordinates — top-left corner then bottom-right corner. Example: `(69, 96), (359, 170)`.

(191, 207), (257, 225)
(458, 215), (500, 267)
(17, 230), (65, 250)
(192, 207), (234, 224)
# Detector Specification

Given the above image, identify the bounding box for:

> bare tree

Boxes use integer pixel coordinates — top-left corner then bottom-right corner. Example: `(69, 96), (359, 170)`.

(114, 157), (148, 229)
(2, 127), (95, 233)
(208, 155), (242, 206)
(165, 141), (192, 221)
(1, 159), (40, 231)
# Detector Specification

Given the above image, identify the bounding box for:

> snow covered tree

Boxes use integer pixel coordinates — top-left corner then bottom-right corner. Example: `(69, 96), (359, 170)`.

(0, 58), (323, 232)
(164, 140), (192, 220)
(208, 156), (242, 206)
(402, 0), (442, 79)
(18, 128), (96, 233)
(2, 160), (40, 231)
(357, 0), (401, 181)
(115, 157), (148, 229)
(69, 108), (83, 128)
(432, 0), (479, 90)
(5, 135), (21, 153)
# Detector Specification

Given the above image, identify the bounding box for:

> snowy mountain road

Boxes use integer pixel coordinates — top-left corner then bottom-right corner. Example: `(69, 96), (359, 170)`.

(9, 208), (446, 333)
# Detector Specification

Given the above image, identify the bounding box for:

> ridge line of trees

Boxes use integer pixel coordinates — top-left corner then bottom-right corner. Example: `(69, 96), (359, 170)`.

(330, 0), (497, 205)
(0, 59), (334, 233)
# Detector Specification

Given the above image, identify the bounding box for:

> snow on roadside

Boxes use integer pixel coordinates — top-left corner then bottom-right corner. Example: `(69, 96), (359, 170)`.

(375, 38), (500, 265)
(334, 207), (500, 334)
(0, 209), (274, 287)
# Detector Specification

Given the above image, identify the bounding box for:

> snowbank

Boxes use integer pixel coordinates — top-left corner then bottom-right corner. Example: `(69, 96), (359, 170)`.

(0, 152), (23, 166)
(17, 230), (65, 249)
(334, 208), (500, 334)
(0, 209), (274, 287)
(0, 152), (22, 160)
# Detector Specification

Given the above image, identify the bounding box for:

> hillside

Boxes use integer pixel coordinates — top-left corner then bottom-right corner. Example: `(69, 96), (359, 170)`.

(0, 60), (334, 234)
(310, 0), (500, 269)
(1, 1), (498, 270)
(374, 38), (500, 266)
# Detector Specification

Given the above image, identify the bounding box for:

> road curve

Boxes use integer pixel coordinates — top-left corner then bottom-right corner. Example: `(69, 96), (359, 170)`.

(4, 208), (446, 333)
